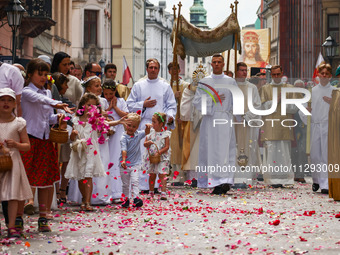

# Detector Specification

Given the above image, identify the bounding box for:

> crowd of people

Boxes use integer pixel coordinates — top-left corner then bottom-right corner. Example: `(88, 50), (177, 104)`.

(0, 51), (340, 239)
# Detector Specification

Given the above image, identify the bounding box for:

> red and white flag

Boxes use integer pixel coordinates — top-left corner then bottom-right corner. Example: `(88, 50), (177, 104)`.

(122, 56), (132, 85)
(312, 52), (325, 84)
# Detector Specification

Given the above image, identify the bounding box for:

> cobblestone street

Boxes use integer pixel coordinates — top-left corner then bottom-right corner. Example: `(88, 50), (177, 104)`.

(2, 178), (340, 255)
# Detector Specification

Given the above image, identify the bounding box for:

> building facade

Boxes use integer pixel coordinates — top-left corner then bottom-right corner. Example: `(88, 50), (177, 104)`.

(259, 0), (339, 78)
(322, 0), (340, 72)
(71, 0), (111, 68)
(190, 0), (208, 29)
(34, 0), (72, 59)
(111, 0), (145, 85)
(0, 0), (56, 65)
(145, 0), (173, 80)
(260, 0), (279, 66)
(184, 0), (210, 81)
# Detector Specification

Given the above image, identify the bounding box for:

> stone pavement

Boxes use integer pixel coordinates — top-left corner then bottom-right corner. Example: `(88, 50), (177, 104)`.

(1, 178), (340, 255)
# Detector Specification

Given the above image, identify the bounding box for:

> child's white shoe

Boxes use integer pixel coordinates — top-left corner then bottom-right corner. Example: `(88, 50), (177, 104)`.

(160, 192), (167, 200)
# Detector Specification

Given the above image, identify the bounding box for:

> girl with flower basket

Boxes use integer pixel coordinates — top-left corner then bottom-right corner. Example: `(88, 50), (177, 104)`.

(143, 112), (171, 200)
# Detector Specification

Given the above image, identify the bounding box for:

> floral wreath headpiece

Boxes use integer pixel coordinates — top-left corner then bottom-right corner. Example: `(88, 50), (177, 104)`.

(102, 83), (116, 90)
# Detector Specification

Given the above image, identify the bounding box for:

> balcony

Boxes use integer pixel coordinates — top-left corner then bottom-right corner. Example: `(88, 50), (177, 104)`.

(0, 0), (55, 37)
(21, 0), (56, 37)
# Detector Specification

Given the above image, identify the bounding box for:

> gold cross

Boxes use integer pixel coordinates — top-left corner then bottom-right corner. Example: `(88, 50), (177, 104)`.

(234, 0), (239, 15)
(172, 5), (177, 13)
(172, 5), (177, 17)
(230, 3), (234, 13)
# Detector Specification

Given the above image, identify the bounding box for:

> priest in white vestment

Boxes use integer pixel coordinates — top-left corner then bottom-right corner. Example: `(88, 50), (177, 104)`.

(126, 58), (177, 191)
(193, 54), (237, 194)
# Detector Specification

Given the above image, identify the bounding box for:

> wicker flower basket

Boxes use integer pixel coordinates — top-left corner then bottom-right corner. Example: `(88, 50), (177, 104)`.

(107, 129), (115, 137)
(106, 117), (115, 136)
(0, 146), (13, 172)
(148, 142), (161, 164)
(49, 118), (69, 144)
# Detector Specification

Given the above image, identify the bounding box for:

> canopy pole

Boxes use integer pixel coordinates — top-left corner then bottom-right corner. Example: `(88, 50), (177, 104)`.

(227, 3), (234, 72)
(234, 0), (239, 74)
(171, 2), (183, 148)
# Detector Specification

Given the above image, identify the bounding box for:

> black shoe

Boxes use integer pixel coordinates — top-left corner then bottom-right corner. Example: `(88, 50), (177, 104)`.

(221, 183), (231, 194)
(15, 216), (24, 234)
(312, 183), (319, 192)
(133, 198), (143, 207)
(171, 182), (184, 186)
(212, 185), (223, 195)
(257, 175), (264, 181)
(191, 180), (198, 188)
(271, 184), (283, 188)
(321, 189), (329, 194)
(154, 188), (160, 194)
(294, 178), (306, 183)
(140, 190), (149, 195)
(232, 183), (247, 189)
(38, 217), (51, 232)
(122, 198), (130, 208)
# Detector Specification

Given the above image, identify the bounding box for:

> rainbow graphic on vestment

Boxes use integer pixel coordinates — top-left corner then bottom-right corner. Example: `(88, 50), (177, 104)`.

(198, 81), (223, 106)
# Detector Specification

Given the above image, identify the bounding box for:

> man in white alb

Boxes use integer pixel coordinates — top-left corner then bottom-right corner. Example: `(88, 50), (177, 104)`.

(126, 58), (177, 192)
(193, 54), (238, 194)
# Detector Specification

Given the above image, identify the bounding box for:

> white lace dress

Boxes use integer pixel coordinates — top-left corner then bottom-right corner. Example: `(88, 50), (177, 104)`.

(65, 116), (105, 180)
(107, 97), (128, 199)
(142, 128), (171, 175)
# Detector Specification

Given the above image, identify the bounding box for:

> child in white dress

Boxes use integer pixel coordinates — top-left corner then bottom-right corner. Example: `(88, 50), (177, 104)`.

(71, 76), (111, 205)
(65, 93), (106, 210)
(66, 92), (127, 210)
(0, 88), (33, 238)
(143, 112), (171, 200)
(102, 79), (128, 203)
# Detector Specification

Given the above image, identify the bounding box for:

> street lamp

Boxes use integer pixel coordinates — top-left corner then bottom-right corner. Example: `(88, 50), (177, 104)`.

(99, 59), (105, 69)
(322, 36), (338, 67)
(5, 0), (26, 64)
(99, 59), (105, 79)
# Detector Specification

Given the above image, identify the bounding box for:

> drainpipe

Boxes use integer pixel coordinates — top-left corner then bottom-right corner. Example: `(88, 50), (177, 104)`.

(165, 32), (168, 80)
(133, 0), (135, 80)
(161, 30), (163, 77)
(276, 2), (280, 65)
(110, 0), (113, 63)
(144, 0), (147, 75)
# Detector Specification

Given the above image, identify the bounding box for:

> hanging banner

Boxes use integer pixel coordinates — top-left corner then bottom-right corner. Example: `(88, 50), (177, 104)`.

(238, 28), (270, 68)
